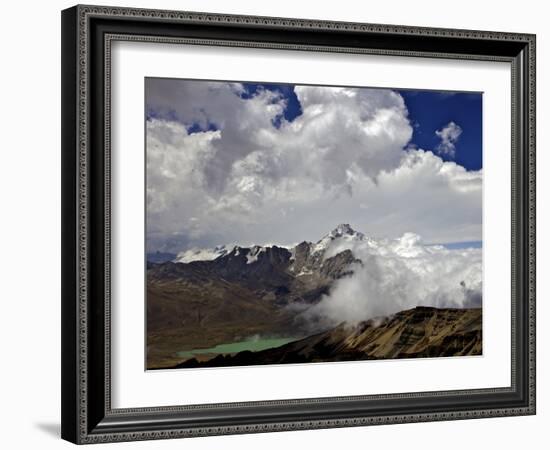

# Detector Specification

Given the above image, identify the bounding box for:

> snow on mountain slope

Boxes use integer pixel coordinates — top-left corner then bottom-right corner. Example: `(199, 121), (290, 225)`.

(172, 224), (430, 265)
(246, 246), (267, 264)
(174, 245), (235, 263)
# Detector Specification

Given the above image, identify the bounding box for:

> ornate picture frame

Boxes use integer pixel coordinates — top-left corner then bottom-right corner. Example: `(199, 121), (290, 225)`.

(61, 4), (536, 444)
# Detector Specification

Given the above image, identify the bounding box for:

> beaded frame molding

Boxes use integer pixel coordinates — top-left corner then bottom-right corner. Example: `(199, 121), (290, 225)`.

(61, 4), (536, 444)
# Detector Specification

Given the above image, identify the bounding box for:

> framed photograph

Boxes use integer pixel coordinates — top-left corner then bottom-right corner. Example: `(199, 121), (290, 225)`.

(61, 5), (536, 444)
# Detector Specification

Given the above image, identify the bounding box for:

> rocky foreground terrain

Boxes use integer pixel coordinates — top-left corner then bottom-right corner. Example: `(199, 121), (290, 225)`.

(172, 306), (481, 368)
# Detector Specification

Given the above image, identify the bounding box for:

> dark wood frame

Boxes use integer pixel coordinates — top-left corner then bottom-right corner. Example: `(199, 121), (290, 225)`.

(61, 4), (536, 444)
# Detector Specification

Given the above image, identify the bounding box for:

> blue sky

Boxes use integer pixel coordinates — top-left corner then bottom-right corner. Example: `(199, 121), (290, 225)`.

(176, 82), (483, 171)
(398, 89), (482, 171)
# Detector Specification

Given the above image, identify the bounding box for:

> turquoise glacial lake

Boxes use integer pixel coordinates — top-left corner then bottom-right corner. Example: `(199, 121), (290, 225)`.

(176, 337), (297, 359)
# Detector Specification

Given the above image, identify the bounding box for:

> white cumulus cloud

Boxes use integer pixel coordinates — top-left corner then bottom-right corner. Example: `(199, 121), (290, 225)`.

(435, 121), (463, 157)
(145, 79), (481, 253)
(305, 233), (482, 327)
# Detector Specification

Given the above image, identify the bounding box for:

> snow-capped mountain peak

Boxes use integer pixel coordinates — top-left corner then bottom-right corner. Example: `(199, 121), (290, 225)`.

(174, 244), (235, 263)
(312, 224), (365, 254)
(329, 223), (360, 238)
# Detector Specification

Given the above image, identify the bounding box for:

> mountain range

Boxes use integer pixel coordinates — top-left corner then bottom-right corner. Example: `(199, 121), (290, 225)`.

(146, 224), (481, 369)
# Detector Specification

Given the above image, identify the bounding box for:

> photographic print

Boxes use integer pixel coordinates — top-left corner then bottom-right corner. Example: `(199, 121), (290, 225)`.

(145, 78), (483, 370)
